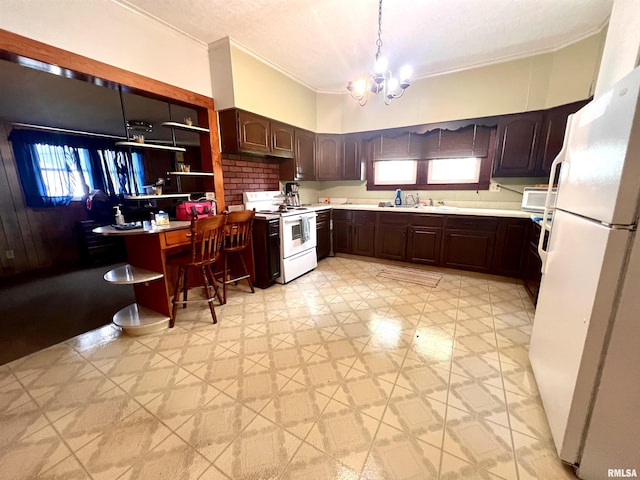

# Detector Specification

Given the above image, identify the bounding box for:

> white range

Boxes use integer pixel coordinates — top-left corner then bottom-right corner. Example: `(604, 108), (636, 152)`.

(243, 191), (317, 284)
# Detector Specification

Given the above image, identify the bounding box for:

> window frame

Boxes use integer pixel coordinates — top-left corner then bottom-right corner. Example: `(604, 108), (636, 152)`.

(365, 128), (495, 191)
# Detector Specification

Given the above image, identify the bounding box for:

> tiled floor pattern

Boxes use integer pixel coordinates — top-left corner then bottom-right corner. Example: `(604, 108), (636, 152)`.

(0, 255), (579, 479)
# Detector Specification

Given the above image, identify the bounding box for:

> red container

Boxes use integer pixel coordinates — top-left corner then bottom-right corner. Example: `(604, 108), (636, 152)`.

(176, 201), (215, 220)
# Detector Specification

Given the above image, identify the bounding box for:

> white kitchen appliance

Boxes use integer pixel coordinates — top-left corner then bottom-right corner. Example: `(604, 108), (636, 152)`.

(521, 187), (557, 213)
(530, 65), (640, 479)
(243, 191), (317, 284)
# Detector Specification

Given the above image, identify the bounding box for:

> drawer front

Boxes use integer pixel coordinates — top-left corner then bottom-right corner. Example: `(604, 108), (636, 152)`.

(316, 210), (331, 223)
(353, 211), (376, 223)
(446, 216), (498, 231)
(377, 212), (410, 224)
(268, 219), (280, 236)
(164, 229), (191, 246)
(408, 213), (444, 227)
(332, 209), (352, 221)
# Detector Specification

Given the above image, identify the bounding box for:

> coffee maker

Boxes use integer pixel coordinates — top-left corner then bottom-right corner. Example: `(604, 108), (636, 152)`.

(285, 182), (300, 207)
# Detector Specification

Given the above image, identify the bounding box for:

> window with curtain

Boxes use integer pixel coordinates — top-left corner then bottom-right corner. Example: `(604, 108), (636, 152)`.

(9, 129), (145, 208)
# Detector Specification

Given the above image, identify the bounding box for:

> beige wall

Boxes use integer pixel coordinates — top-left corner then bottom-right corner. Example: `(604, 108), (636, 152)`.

(595, 0), (640, 95)
(217, 32), (605, 133)
(0, 0), (212, 97)
(228, 43), (317, 131)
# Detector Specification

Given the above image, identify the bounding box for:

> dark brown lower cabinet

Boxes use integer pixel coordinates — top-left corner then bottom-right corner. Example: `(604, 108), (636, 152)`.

(330, 209), (535, 280)
(523, 222), (543, 304)
(407, 226), (442, 265)
(332, 210), (353, 254)
(316, 210), (331, 260)
(375, 213), (409, 261)
(493, 218), (530, 277)
(352, 211), (376, 256)
(523, 242), (543, 304)
(441, 216), (497, 273)
(406, 214), (444, 266)
(252, 218), (280, 289)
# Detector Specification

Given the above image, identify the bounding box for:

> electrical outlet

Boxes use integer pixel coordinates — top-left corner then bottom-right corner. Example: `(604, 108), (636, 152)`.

(5, 250), (14, 259)
(489, 183), (501, 192)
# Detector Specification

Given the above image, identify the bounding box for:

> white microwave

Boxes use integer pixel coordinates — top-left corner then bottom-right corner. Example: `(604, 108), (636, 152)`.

(522, 187), (556, 213)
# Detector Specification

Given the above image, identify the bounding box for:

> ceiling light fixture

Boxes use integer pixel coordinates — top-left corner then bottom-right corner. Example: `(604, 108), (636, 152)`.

(347, 0), (412, 106)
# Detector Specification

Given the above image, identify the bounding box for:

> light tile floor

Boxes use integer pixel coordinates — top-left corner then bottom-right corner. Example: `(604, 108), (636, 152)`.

(0, 255), (579, 479)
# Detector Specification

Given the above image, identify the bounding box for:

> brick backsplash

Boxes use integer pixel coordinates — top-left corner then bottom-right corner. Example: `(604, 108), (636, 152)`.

(222, 154), (280, 207)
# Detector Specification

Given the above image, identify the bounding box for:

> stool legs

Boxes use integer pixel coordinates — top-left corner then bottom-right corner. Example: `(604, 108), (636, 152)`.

(170, 264), (221, 327)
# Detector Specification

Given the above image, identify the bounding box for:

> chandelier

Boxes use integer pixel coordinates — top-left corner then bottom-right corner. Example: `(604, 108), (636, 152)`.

(346, 0), (412, 106)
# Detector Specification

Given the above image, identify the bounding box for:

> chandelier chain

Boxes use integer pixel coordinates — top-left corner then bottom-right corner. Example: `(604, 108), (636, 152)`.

(346, 0), (411, 106)
(376, 0), (383, 58)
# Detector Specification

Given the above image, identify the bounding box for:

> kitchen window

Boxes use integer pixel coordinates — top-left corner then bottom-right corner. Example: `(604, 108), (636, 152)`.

(369, 156), (490, 190)
(9, 129), (145, 208)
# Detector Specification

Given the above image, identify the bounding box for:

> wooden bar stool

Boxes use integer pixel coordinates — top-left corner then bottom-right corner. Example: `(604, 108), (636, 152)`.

(166, 213), (227, 328)
(219, 209), (256, 304)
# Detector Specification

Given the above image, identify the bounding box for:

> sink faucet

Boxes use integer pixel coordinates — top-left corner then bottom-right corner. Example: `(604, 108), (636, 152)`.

(428, 198), (434, 206)
(404, 193), (416, 206)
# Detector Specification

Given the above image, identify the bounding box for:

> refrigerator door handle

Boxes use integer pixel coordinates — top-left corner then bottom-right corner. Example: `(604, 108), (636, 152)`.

(538, 115), (574, 273)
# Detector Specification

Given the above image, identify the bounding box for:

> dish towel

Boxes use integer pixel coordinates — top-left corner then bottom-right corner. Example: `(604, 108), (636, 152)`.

(300, 216), (311, 243)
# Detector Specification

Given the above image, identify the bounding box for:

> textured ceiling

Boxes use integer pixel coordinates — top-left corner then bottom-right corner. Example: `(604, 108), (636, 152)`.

(118, 0), (613, 92)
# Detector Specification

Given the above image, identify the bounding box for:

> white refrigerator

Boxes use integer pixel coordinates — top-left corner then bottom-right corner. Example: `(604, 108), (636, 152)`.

(529, 65), (640, 479)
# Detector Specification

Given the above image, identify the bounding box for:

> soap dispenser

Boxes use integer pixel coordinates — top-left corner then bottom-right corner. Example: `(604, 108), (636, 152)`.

(114, 206), (125, 225)
(395, 189), (402, 207)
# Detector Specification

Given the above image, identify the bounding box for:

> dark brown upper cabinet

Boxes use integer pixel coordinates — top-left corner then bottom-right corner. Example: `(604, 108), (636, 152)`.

(316, 134), (342, 180)
(293, 128), (316, 181)
(342, 134), (363, 180)
(372, 131), (422, 160)
(271, 121), (295, 158)
(536, 99), (589, 177)
(316, 133), (363, 181)
(492, 111), (544, 177)
(422, 125), (492, 159)
(218, 109), (293, 158)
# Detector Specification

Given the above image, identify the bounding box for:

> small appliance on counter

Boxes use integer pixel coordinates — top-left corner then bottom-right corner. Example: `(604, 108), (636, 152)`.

(285, 182), (300, 207)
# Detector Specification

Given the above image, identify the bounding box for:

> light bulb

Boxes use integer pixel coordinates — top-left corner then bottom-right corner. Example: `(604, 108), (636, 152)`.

(399, 65), (412, 81)
(353, 78), (367, 97)
(374, 56), (388, 73)
(387, 77), (399, 94)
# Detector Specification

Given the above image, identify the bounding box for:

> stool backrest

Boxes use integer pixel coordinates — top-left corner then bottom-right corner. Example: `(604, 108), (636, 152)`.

(190, 213), (228, 263)
(225, 209), (255, 251)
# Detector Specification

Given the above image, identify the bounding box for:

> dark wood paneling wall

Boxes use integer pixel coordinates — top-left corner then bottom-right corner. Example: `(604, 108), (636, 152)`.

(0, 124), (89, 276)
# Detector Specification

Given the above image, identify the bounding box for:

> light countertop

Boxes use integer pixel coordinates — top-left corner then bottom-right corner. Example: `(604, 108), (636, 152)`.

(311, 203), (533, 219)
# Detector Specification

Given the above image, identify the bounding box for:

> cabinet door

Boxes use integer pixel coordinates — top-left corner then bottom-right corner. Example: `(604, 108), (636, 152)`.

(316, 210), (332, 260)
(238, 110), (271, 154)
(492, 218), (529, 277)
(536, 100), (589, 177)
(342, 134), (362, 180)
(252, 219), (280, 288)
(375, 213), (408, 261)
(352, 211), (376, 256)
(271, 121), (294, 158)
(523, 241), (542, 304)
(316, 134), (342, 180)
(493, 111), (544, 177)
(294, 129), (316, 181)
(372, 132), (421, 160)
(353, 222), (375, 256)
(442, 229), (496, 272)
(407, 225), (442, 265)
(333, 219), (352, 253)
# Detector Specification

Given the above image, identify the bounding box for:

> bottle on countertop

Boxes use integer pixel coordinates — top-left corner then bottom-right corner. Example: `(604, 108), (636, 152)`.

(395, 189), (402, 207)
(114, 206), (125, 225)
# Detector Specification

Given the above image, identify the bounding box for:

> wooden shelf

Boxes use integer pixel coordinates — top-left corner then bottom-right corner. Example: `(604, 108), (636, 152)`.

(167, 171), (214, 177)
(115, 141), (186, 152)
(112, 303), (170, 336)
(161, 121), (210, 133)
(123, 193), (190, 200)
(103, 264), (164, 285)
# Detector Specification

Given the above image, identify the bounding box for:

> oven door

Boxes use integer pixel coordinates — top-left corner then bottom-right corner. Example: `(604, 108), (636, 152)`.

(280, 213), (317, 258)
